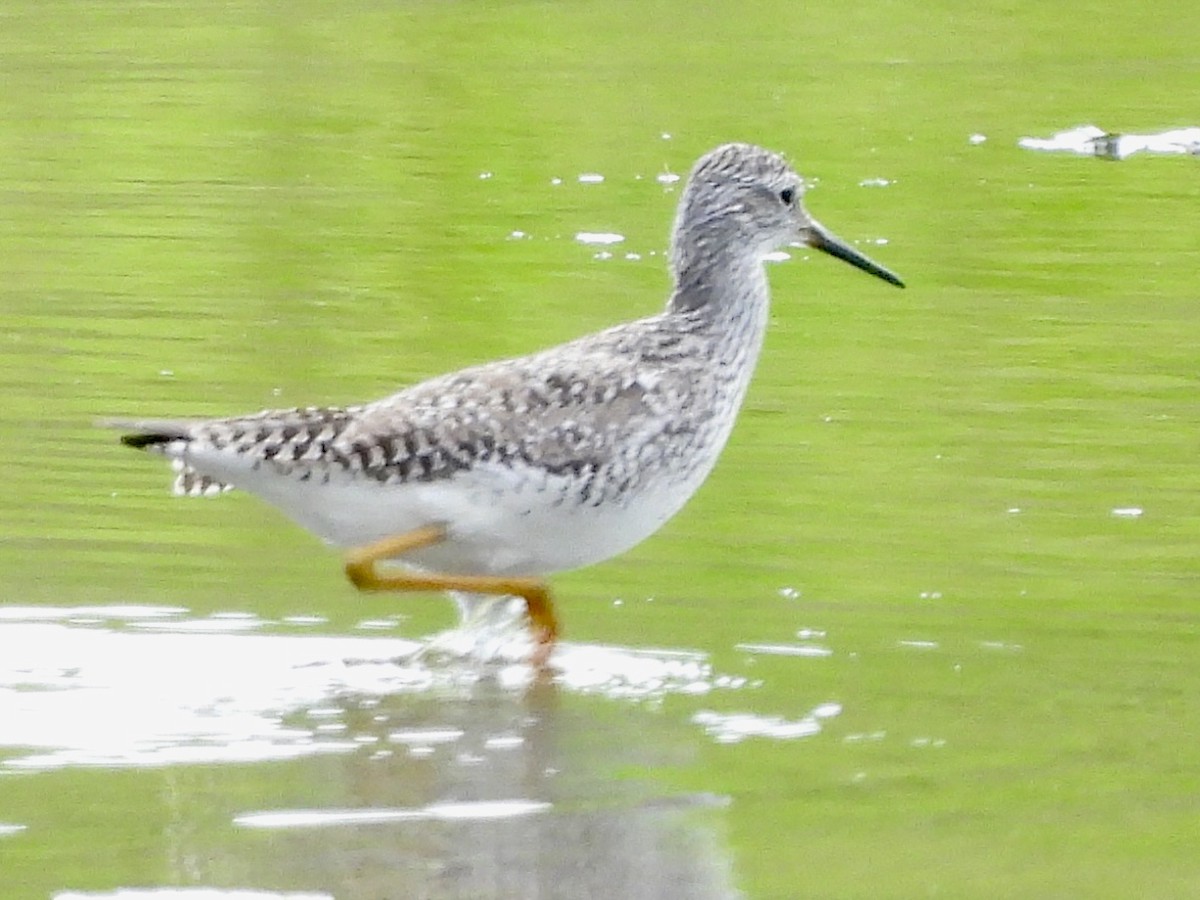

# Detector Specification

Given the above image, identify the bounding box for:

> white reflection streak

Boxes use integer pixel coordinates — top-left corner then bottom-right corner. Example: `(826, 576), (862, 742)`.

(0, 604), (186, 621)
(0, 606), (725, 772)
(55, 890), (333, 900)
(735, 642), (832, 658)
(0, 618), (422, 771)
(234, 799), (552, 830)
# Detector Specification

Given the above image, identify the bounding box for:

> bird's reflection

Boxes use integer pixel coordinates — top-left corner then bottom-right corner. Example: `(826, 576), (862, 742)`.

(222, 676), (738, 900)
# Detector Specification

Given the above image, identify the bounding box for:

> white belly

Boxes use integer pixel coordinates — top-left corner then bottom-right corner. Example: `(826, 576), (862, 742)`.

(201, 452), (710, 577)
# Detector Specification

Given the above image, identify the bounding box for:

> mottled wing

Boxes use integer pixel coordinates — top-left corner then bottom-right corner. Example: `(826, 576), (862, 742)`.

(112, 314), (706, 499)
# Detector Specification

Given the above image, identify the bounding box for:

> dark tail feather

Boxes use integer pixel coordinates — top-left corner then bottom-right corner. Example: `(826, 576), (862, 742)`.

(97, 418), (195, 451)
(99, 417), (226, 496)
(121, 431), (181, 450)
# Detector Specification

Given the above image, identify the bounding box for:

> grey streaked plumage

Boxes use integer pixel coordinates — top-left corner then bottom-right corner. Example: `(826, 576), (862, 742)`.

(126, 309), (734, 501)
(110, 142), (903, 600)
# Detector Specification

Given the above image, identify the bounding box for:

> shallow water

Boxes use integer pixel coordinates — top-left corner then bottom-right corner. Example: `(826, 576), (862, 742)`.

(2, 0), (1199, 897)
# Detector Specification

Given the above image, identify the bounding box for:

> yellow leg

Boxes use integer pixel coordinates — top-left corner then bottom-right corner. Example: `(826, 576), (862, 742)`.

(343, 525), (560, 668)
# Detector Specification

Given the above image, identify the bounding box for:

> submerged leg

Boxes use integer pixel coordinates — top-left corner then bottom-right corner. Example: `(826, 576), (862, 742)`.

(343, 525), (560, 667)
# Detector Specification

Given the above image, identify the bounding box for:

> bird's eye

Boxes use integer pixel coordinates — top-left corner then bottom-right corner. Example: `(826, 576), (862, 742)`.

(779, 187), (795, 205)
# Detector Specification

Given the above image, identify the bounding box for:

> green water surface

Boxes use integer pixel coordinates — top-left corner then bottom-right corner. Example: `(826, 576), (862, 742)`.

(1, 1), (1198, 897)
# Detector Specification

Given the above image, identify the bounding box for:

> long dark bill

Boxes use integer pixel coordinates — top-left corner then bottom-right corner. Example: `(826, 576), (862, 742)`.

(806, 222), (905, 288)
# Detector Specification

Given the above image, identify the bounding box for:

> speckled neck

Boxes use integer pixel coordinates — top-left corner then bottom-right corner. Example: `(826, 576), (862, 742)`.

(668, 239), (772, 341)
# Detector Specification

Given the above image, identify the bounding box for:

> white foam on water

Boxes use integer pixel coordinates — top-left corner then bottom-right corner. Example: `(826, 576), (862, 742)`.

(691, 704), (841, 744)
(574, 231), (624, 245)
(1018, 124), (1107, 154)
(1019, 124), (1200, 159)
